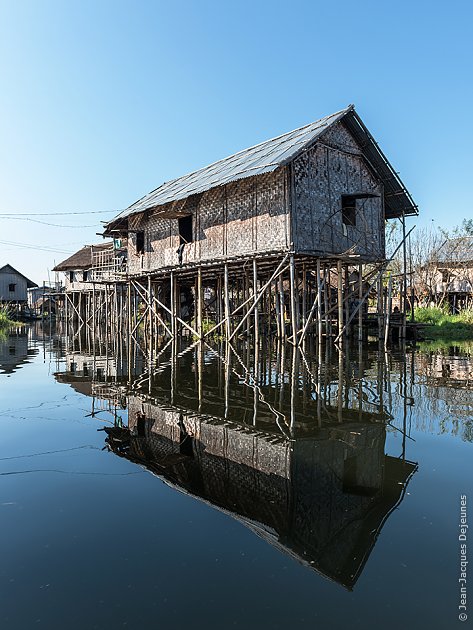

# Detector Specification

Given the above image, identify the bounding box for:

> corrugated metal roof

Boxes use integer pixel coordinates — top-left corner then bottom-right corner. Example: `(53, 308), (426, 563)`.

(106, 104), (417, 228)
(0, 264), (38, 288)
(110, 107), (353, 223)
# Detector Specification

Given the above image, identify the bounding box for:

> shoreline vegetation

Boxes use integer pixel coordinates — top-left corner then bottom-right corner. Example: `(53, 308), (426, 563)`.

(0, 307), (17, 333)
(415, 307), (473, 341)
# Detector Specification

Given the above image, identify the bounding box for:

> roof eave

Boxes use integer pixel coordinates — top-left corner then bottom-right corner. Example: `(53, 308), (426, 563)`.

(342, 110), (418, 219)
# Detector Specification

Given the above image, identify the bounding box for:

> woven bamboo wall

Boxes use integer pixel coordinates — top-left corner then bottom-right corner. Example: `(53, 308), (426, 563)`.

(126, 120), (387, 275)
(127, 395), (292, 479)
(291, 121), (385, 260)
(127, 167), (289, 275)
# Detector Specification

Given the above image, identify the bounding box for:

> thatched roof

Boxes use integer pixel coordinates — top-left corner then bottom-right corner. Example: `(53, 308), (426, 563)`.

(53, 242), (114, 271)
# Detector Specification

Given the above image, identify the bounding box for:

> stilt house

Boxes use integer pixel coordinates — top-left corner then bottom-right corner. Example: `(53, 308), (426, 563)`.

(53, 241), (127, 325)
(105, 105), (416, 267)
(0, 264), (38, 304)
(101, 105), (417, 341)
(433, 236), (473, 311)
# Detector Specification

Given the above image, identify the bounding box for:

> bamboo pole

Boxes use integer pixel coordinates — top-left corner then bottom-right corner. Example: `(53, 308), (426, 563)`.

(301, 262), (307, 330)
(170, 271), (176, 339)
(197, 267), (203, 339)
(384, 274), (393, 348)
(224, 263), (231, 339)
(316, 259), (322, 342)
(401, 212), (408, 340)
(298, 279), (325, 344)
(344, 264), (350, 338)
(228, 256), (289, 341)
(325, 265), (331, 337)
(274, 279), (281, 339)
(279, 274), (285, 341)
(253, 258), (259, 346)
(289, 255), (297, 342)
(337, 260), (343, 341)
(148, 275), (153, 359)
(92, 283), (96, 341)
(358, 263), (363, 342)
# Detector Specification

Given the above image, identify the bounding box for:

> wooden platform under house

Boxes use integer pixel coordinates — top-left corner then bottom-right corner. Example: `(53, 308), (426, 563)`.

(60, 105), (418, 347)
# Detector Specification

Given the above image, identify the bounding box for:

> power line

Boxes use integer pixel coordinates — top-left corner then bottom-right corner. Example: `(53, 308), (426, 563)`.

(0, 239), (72, 254)
(0, 210), (118, 216)
(0, 217), (98, 228)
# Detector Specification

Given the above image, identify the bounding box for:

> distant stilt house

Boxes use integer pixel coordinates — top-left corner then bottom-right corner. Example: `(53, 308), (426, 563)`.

(27, 285), (63, 318)
(53, 241), (127, 326)
(433, 236), (473, 311)
(0, 328), (32, 373)
(0, 264), (38, 317)
(100, 105), (417, 343)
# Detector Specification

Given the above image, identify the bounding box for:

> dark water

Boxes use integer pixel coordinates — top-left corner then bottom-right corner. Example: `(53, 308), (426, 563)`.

(0, 324), (472, 629)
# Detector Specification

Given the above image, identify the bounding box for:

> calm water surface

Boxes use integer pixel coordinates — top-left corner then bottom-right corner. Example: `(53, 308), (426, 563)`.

(0, 325), (472, 629)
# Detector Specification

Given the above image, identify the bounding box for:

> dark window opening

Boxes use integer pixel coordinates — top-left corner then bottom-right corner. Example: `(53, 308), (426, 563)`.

(179, 414), (194, 457)
(343, 455), (378, 496)
(8, 283), (15, 292)
(136, 231), (145, 255)
(69, 271), (74, 283)
(83, 270), (89, 281)
(178, 215), (193, 245)
(342, 195), (357, 226)
(441, 270), (449, 283)
(137, 413), (146, 437)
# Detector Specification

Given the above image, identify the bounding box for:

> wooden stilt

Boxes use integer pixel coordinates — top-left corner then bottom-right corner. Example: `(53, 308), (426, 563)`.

(384, 274), (393, 348)
(344, 264), (350, 338)
(337, 260), (343, 342)
(337, 347), (343, 423)
(289, 255), (297, 342)
(316, 259), (322, 342)
(325, 265), (331, 337)
(274, 279), (281, 339)
(377, 275), (384, 340)
(358, 263), (363, 342)
(197, 267), (203, 339)
(224, 263), (231, 339)
(253, 258), (259, 346)
(170, 271), (176, 339)
(148, 275), (153, 359)
(301, 262), (307, 330)
(279, 274), (285, 340)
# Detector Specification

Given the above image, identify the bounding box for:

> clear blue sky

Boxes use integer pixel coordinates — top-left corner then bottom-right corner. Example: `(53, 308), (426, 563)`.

(1, 0), (472, 284)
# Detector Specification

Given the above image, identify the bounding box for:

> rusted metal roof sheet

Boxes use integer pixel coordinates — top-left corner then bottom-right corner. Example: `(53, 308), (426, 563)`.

(106, 105), (417, 227)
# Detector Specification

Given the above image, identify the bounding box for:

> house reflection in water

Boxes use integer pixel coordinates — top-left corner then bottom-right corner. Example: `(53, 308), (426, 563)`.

(0, 328), (38, 374)
(104, 393), (417, 590)
(53, 336), (418, 588)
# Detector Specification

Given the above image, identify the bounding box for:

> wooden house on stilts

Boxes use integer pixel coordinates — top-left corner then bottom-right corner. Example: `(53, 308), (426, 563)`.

(102, 105), (417, 344)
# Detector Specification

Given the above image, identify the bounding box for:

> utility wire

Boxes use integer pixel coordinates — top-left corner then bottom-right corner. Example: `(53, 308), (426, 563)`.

(0, 210), (118, 216)
(0, 239), (72, 254)
(0, 217), (98, 228)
